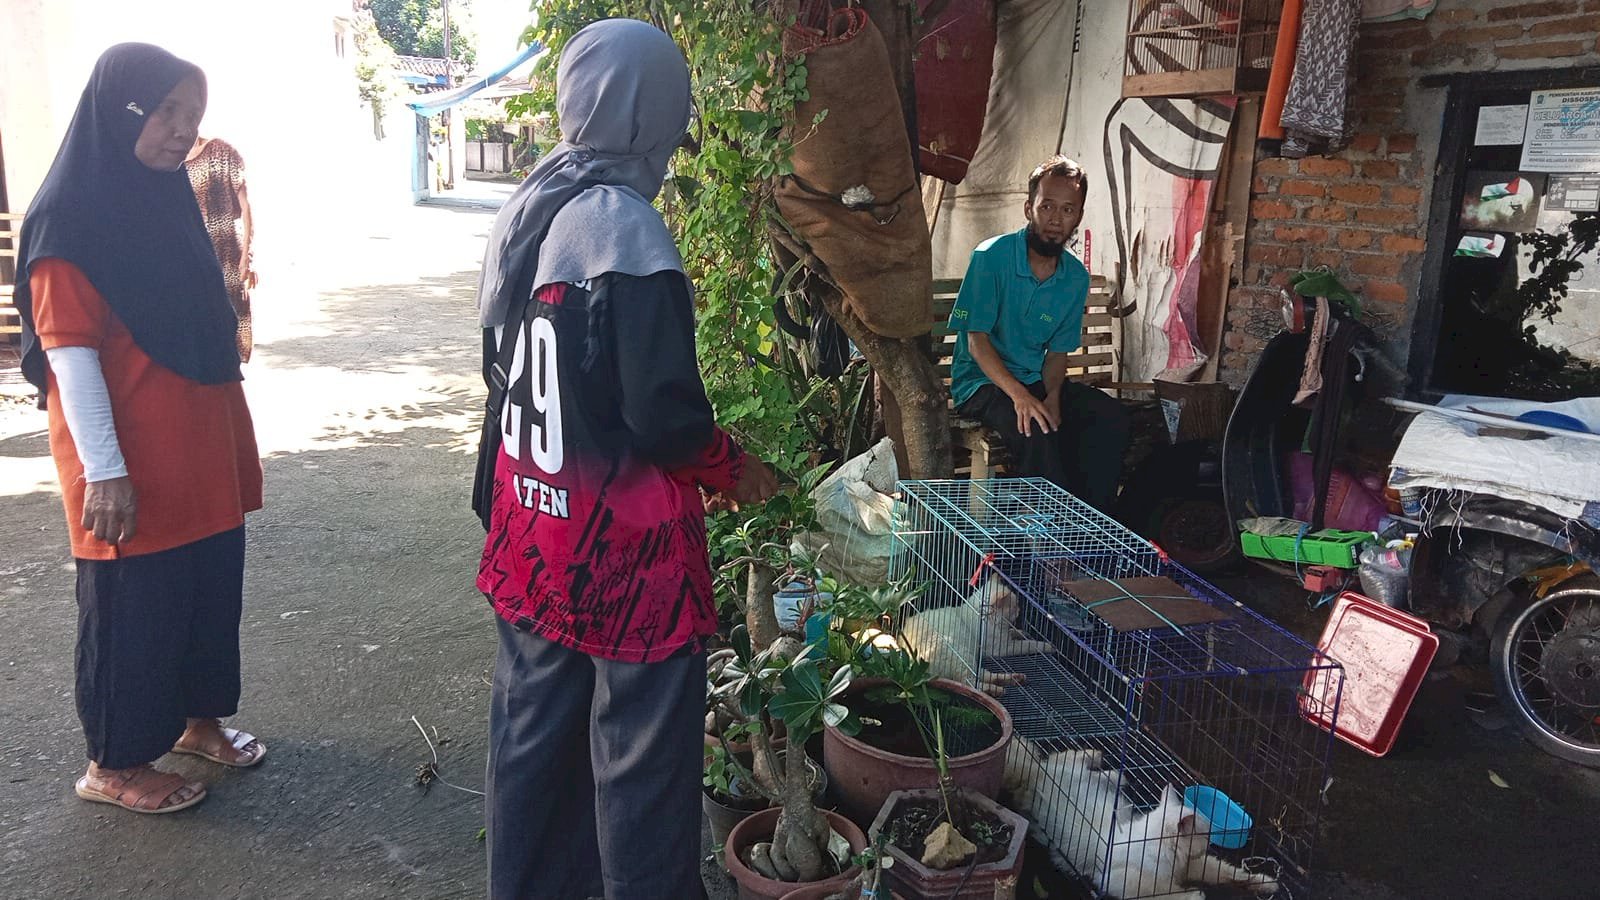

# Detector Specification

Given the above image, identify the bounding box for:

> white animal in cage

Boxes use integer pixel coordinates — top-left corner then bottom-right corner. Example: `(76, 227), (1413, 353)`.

(900, 575), (1054, 696)
(1015, 748), (1279, 900)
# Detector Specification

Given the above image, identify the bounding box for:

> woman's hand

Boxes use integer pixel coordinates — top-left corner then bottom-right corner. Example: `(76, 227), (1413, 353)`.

(703, 457), (780, 513)
(82, 476), (138, 545)
(240, 250), (258, 289)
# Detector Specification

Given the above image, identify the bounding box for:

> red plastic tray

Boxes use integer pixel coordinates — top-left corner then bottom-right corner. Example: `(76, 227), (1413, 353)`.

(1301, 592), (1439, 757)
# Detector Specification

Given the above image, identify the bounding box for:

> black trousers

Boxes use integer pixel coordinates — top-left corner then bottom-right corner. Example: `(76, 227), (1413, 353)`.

(486, 618), (707, 900)
(958, 380), (1131, 511)
(75, 526), (246, 769)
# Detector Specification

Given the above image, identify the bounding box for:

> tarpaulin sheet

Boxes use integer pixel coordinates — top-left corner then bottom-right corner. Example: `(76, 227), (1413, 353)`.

(1391, 395), (1600, 521)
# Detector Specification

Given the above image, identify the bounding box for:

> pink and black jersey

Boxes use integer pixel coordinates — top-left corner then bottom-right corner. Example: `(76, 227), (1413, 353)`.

(477, 271), (743, 663)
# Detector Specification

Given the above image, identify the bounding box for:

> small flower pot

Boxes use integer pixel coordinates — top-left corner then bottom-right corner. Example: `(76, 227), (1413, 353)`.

(725, 807), (868, 900)
(870, 788), (1028, 900)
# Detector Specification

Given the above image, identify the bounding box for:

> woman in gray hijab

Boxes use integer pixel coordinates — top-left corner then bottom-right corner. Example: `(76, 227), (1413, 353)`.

(473, 19), (777, 900)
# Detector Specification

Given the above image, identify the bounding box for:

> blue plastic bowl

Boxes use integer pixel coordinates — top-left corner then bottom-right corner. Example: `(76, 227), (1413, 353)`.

(1184, 785), (1252, 849)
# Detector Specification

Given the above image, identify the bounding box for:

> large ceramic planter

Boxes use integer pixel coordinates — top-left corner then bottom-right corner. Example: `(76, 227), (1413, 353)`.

(869, 788), (1028, 900)
(822, 677), (1013, 824)
(725, 807), (868, 900)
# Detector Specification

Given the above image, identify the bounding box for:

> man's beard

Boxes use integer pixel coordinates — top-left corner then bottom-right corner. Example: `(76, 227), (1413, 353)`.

(1026, 225), (1066, 258)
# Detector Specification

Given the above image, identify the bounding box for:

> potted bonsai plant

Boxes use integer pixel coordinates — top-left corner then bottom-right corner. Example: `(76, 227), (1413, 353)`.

(841, 625), (1028, 900)
(715, 622), (868, 900)
(814, 580), (1016, 824)
(711, 463), (834, 649)
(778, 836), (901, 900)
(704, 725), (828, 868)
(864, 664), (1027, 900)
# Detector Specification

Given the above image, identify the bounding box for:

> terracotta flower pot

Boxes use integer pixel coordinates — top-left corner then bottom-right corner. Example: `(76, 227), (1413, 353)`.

(777, 883), (905, 900)
(725, 807), (868, 900)
(869, 788), (1029, 900)
(822, 678), (1013, 824)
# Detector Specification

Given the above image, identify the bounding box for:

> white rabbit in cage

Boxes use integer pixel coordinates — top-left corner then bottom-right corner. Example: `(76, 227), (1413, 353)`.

(1015, 748), (1279, 899)
(900, 574), (1055, 696)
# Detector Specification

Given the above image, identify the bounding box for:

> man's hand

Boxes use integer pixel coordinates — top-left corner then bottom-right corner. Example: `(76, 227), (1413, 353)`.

(704, 457), (780, 513)
(82, 476), (137, 545)
(1012, 391), (1059, 437)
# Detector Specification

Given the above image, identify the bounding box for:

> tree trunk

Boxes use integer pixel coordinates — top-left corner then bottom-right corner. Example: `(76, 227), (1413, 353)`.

(818, 286), (951, 478)
(770, 0), (953, 479)
(771, 234), (952, 478)
(749, 721), (785, 804)
(746, 561), (781, 649)
(770, 746), (831, 882)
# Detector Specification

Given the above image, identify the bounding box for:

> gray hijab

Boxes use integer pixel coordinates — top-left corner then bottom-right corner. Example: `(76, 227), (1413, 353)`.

(477, 18), (691, 327)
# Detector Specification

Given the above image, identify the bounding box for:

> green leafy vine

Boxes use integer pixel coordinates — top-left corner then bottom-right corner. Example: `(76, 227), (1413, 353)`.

(521, 1), (861, 475)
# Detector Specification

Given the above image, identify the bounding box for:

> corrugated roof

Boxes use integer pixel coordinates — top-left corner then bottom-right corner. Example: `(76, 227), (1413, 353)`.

(394, 54), (450, 77)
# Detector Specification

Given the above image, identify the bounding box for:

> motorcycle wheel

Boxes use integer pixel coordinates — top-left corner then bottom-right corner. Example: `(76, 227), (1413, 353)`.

(1490, 575), (1600, 768)
(1151, 496), (1240, 575)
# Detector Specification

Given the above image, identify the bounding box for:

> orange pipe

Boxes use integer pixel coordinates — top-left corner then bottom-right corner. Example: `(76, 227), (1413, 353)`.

(1259, 0), (1303, 141)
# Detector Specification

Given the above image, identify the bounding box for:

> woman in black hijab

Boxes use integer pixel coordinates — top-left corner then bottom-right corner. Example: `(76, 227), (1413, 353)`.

(15, 44), (267, 814)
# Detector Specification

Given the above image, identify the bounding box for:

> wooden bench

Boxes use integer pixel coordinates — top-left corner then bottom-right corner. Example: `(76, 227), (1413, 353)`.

(1, 212), (21, 339)
(930, 274), (1116, 479)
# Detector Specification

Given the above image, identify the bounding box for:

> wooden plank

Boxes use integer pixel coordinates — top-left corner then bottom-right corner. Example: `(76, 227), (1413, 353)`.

(1201, 95), (1258, 382)
(1121, 67), (1241, 100)
(932, 342), (1112, 367)
(1064, 351), (1116, 370)
(929, 304), (1114, 330)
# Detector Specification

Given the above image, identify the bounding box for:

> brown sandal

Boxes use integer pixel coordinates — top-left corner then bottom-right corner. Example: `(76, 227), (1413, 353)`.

(75, 766), (207, 814)
(172, 722), (268, 768)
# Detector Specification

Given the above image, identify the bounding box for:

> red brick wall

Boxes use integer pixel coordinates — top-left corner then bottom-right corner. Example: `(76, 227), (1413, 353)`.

(1220, 0), (1600, 386)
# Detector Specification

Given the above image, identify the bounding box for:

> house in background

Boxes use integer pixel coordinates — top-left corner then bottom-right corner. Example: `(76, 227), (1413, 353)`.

(394, 54), (453, 91)
(406, 41), (542, 204)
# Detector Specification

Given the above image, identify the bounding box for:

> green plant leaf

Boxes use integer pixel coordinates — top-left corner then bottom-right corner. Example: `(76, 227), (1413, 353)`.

(826, 663), (854, 700)
(833, 710), (863, 737)
(781, 657), (824, 703)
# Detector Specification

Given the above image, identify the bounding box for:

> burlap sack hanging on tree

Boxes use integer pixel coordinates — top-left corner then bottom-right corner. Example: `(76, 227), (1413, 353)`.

(777, 6), (932, 340)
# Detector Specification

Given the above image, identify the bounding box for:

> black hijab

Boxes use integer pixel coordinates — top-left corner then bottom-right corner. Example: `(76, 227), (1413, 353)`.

(14, 43), (240, 398)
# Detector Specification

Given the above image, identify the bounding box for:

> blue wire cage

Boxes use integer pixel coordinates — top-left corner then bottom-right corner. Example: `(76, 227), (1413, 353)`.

(891, 478), (1343, 899)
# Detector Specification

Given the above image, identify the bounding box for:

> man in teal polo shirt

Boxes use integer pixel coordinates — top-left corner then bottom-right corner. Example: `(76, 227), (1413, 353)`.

(948, 156), (1130, 510)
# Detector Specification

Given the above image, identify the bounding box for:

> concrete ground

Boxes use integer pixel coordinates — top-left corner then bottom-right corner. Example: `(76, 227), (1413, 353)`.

(2, 199), (1597, 900)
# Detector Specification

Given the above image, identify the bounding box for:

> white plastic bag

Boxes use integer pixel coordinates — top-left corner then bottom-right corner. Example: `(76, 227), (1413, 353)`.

(797, 437), (899, 585)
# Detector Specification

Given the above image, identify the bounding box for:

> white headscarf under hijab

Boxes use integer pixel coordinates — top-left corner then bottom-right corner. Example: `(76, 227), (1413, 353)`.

(476, 18), (691, 328)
